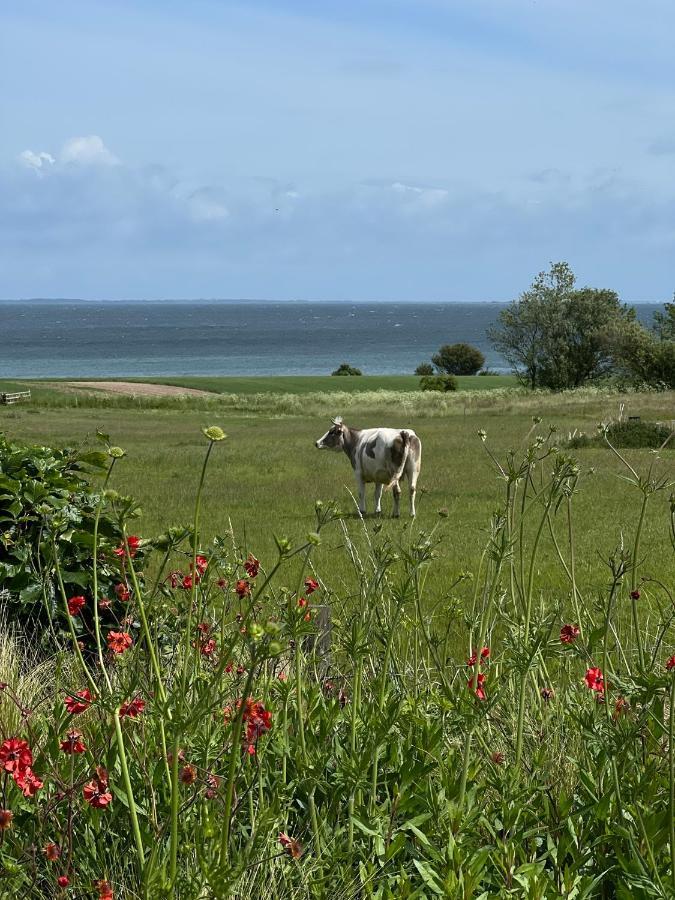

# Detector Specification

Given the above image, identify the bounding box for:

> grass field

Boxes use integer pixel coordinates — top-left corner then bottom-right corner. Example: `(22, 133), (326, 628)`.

(2, 378), (673, 601)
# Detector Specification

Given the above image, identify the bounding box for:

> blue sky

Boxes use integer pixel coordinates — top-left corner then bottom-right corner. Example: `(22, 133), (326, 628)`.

(2, 0), (675, 300)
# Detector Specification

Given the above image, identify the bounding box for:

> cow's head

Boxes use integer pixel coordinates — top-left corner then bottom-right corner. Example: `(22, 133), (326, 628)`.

(315, 417), (345, 451)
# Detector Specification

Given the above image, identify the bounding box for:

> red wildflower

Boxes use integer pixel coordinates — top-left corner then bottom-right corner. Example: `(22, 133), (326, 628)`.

(114, 583), (130, 602)
(14, 768), (43, 797)
(304, 578), (319, 594)
(204, 772), (221, 799)
(244, 554), (260, 578)
(168, 571), (182, 589)
(67, 595), (86, 616)
(666, 656), (675, 672)
(613, 696), (630, 720)
(98, 597), (112, 610)
(585, 667), (604, 692)
(195, 554), (208, 574)
(298, 597), (308, 608)
(57, 875), (70, 888)
(83, 770), (112, 808)
(65, 689), (93, 715)
(278, 832), (303, 859)
(560, 624), (580, 644)
(217, 578), (228, 589)
(107, 631), (133, 655)
(113, 535), (140, 558)
(96, 880), (114, 900)
(467, 646), (490, 666)
(468, 672), (486, 700)
(181, 575), (193, 590)
(119, 697), (145, 719)
(540, 687), (554, 702)
(235, 579), (251, 598)
(0, 810), (12, 830)
(630, 589), (640, 600)
(223, 705), (233, 725)
(490, 751), (505, 766)
(44, 843), (60, 860)
(197, 622), (210, 635)
(179, 764), (197, 785)
(200, 638), (217, 657)
(0, 738), (32, 774)
(303, 612), (311, 622)
(60, 731), (86, 754)
(240, 698), (272, 753)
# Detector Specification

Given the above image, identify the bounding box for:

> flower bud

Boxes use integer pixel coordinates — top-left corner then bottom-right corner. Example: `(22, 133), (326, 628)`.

(203, 426), (226, 442)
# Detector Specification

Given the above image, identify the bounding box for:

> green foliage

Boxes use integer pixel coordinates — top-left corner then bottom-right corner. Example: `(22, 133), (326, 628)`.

(431, 342), (485, 376)
(420, 374), (458, 392)
(653, 296), (675, 342)
(0, 435), (136, 651)
(613, 320), (675, 389)
(568, 419), (673, 449)
(414, 362), (434, 376)
(331, 363), (363, 376)
(488, 261), (635, 390)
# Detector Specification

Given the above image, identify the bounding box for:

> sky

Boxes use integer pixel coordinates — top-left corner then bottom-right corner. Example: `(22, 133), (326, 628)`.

(2, 0), (675, 301)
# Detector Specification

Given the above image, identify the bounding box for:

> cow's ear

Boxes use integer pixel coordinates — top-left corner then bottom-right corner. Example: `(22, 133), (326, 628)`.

(332, 415), (343, 426)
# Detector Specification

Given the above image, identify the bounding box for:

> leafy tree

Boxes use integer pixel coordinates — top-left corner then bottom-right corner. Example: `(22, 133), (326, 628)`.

(331, 363), (362, 376)
(488, 262), (635, 390)
(415, 363), (434, 376)
(653, 294), (675, 341)
(613, 320), (675, 389)
(431, 343), (485, 376)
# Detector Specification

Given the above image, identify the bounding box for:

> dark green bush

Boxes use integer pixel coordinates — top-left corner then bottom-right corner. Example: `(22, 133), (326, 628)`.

(415, 362), (434, 376)
(568, 419), (673, 449)
(431, 342), (485, 376)
(420, 374), (458, 392)
(0, 434), (142, 650)
(331, 363), (363, 376)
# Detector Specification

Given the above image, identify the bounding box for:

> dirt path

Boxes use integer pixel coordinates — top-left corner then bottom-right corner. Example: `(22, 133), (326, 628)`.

(58, 381), (216, 398)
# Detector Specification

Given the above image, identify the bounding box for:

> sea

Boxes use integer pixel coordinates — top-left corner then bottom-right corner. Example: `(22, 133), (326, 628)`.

(0, 299), (665, 378)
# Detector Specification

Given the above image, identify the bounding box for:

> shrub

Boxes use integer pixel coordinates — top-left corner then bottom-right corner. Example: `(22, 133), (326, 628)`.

(431, 342), (485, 375)
(420, 374), (458, 392)
(331, 363), (362, 376)
(568, 419), (673, 449)
(414, 362), (434, 376)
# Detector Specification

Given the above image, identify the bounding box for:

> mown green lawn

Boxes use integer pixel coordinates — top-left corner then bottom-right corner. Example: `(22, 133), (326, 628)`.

(2, 383), (673, 610)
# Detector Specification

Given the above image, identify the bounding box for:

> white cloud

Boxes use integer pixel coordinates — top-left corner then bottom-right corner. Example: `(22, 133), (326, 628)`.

(18, 149), (55, 172)
(60, 135), (119, 166)
(390, 181), (449, 208)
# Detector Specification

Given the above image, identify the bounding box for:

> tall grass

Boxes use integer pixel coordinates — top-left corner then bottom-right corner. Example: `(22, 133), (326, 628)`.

(0, 422), (673, 897)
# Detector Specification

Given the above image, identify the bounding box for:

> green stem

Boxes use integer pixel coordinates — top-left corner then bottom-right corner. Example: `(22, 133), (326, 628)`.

(114, 712), (145, 866)
(220, 666), (256, 864)
(670, 676), (675, 891)
(631, 493), (649, 671)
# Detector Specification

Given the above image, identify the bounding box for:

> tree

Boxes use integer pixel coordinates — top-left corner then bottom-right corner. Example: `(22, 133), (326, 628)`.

(331, 363), (362, 376)
(613, 320), (675, 389)
(431, 343), (485, 376)
(415, 363), (434, 376)
(653, 294), (675, 341)
(488, 261), (635, 390)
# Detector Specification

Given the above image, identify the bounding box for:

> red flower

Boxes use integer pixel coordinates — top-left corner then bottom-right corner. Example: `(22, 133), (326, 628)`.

(114, 583), (130, 602)
(195, 555), (208, 574)
(44, 843), (61, 860)
(241, 699), (272, 753)
(298, 597), (308, 608)
(235, 579), (251, 598)
(200, 638), (217, 657)
(304, 578), (319, 595)
(65, 689), (93, 715)
(181, 575), (193, 590)
(216, 578), (228, 589)
(560, 624), (580, 644)
(244, 554), (260, 578)
(67, 595), (86, 616)
(14, 767), (43, 797)
(585, 667), (604, 692)
(540, 687), (554, 702)
(0, 738), (32, 774)
(490, 751), (505, 766)
(113, 535), (140, 558)
(179, 764), (197, 785)
(60, 730), (86, 754)
(0, 809), (12, 830)
(278, 831), (303, 859)
(107, 631), (133, 655)
(666, 656), (675, 672)
(57, 875), (70, 888)
(83, 770), (112, 808)
(204, 772), (221, 799)
(613, 696), (630, 720)
(96, 880), (114, 900)
(468, 673), (486, 700)
(467, 646), (490, 666)
(98, 597), (112, 610)
(119, 697), (145, 719)
(630, 589), (640, 600)
(168, 571), (182, 589)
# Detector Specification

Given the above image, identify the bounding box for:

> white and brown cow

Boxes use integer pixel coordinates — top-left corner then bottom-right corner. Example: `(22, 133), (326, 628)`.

(315, 417), (421, 517)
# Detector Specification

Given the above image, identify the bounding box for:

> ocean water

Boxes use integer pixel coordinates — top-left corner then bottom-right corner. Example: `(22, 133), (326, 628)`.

(0, 300), (664, 378)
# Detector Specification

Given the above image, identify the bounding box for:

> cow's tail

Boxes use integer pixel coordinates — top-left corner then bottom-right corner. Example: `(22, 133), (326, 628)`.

(388, 430), (411, 487)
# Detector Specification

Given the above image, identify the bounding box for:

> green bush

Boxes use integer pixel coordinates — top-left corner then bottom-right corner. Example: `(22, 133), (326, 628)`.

(414, 362), (434, 376)
(420, 374), (458, 392)
(568, 419), (673, 449)
(331, 363), (362, 376)
(431, 342), (485, 375)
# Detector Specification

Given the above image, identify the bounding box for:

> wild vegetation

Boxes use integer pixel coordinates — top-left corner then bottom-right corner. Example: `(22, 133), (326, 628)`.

(0, 385), (673, 897)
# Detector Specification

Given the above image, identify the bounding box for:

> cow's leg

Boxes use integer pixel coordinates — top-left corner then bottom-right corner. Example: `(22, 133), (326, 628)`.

(356, 473), (366, 516)
(374, 483), (383, 515)
(409, 468), (418, 518)
(392, 481), (401, 518)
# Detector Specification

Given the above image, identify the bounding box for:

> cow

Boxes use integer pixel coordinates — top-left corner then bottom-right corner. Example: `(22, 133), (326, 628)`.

(315, 417), (421, 517)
